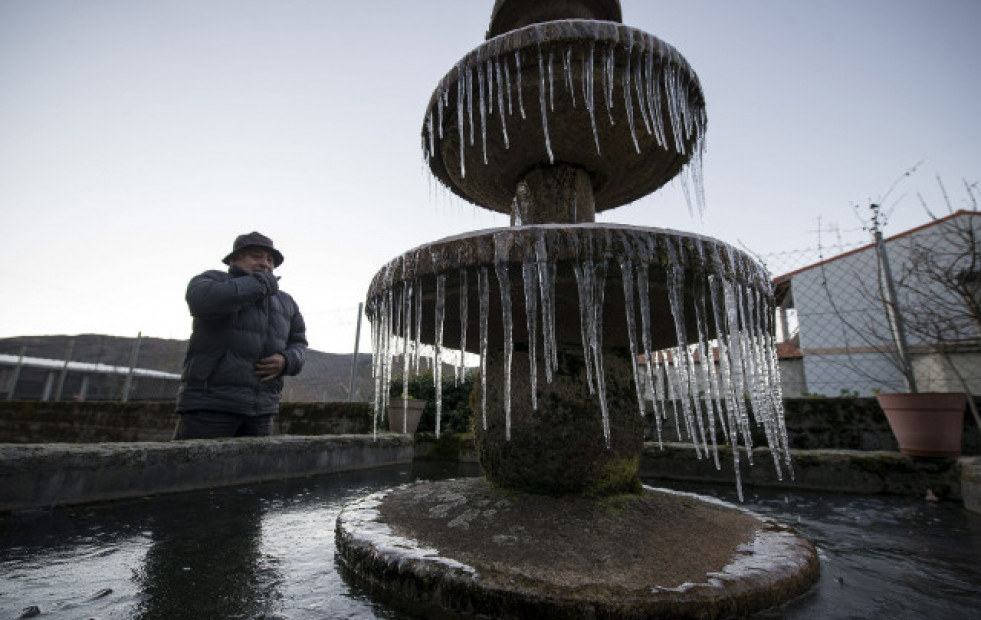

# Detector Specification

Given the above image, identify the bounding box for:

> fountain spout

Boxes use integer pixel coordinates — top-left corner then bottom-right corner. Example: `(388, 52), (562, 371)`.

(487, 0), (623, 39)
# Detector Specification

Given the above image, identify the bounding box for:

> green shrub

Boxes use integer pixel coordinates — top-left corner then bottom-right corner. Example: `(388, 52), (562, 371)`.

(389, 370), (475, 434)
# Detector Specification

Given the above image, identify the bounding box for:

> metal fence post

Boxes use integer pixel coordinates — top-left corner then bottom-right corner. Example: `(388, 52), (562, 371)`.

(871, 204), (918, 393)
(121, 332), (142, 402)
(54, 338), (75, 401)
(5, 346), (26, 401)
(348, 302), (364, 402)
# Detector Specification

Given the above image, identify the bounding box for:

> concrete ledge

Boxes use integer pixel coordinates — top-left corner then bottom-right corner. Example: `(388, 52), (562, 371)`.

(641, 443), (966, 500)
(0, 434), (412, 512)
(962, 457), (981, 514)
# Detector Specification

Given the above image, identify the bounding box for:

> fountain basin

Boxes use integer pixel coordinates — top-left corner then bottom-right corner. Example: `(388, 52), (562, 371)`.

(335, 477), (821, 619)
(423, 20), (705, 213)
(367, 223), (768, 352)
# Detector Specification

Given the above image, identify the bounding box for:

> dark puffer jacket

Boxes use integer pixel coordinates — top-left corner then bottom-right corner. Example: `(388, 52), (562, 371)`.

(176, 265), (307, 416)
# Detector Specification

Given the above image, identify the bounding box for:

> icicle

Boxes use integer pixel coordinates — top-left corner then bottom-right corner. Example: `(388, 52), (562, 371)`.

(522, 258), (539, 410)
(663, 238), (701, 455)
(495, 57), (509, 149)
(392, 288), (404, 429)
(547, 49), (555, 112)
(426, 110), (435, 160)
(370, 299), (382, 439)
(434, 274), (447, 438)
(503, 56), (513, 115)
(466, 64), (475, 147)
(600, 44), (614, 126)
(573, 260), (595, 394)
(494, 233), (514, 440)
(413, 278), (423, 376)
(478, 266), (490, 430)
(563, 46), (576, 108)
(456, 66), (466, 178)
(478, 53), (488, 165)
(648, 52), (666, 149)
(401, 281), (412, 431)
(653, 351), (670, 443)
(622, 38), (641, 153)
(636, 262), (663, 446)
(584, 41), (601, 154)
(515, 49), (526, 119)
(486, 57), (494, 116)
(693, 274), (721, 469)
(634, 42), (652, 137)
(721, 277), (754, 461)
(537, 44), (555, 164)
(592, 261), (611, 446)
(383, 290), (395, 429)
(437, 89), (444, 140)
(620, 259), (646, 416)
(458, 268), (469, 385)
(534, 235), (557, 382)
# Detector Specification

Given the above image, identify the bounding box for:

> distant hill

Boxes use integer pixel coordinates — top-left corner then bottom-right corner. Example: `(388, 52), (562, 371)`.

(0, 334), (374, 403)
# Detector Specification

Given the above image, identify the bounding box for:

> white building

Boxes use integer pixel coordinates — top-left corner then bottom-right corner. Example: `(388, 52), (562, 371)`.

(772, 210), (981, 397)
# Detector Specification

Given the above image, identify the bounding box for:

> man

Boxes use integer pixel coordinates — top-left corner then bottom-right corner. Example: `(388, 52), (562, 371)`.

(173, 231), (307, 439)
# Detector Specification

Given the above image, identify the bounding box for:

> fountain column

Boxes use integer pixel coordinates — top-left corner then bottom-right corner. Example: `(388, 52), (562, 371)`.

(512, 165), (596, 224)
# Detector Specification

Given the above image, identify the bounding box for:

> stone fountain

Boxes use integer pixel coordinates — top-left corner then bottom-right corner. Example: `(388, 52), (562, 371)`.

(336, 1), (819, 617)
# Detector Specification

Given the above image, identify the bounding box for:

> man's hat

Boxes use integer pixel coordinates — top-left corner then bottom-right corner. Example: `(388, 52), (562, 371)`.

(223, 231), (285, 267)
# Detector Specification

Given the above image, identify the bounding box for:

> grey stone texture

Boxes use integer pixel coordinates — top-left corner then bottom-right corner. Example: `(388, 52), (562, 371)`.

(0, 434), (411, 512)
(336, 477), (820, 619)
(0, 401), (373, 443)
(475, 347), (644, 495)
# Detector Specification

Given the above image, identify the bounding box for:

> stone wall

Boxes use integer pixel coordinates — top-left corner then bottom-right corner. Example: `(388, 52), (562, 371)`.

(646, 397), (981, 455)
(0, 435), (412, 511)
(3, 397), (979, 456)
(0, 401), (373, 443)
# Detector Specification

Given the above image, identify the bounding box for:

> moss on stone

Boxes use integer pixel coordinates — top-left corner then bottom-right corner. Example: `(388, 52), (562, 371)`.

(583, 456), (642, 498)
(426, 433), (472, 460)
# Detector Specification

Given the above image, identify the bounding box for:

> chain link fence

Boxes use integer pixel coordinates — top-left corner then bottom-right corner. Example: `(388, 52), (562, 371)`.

(765, 210), (981, 397)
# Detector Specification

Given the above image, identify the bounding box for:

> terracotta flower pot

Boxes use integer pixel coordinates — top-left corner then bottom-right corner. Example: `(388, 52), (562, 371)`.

(876, 392), (967, 457)
(388, 398), (426, 434)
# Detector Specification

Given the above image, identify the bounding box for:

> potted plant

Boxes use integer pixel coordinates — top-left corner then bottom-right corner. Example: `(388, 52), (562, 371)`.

(388, 393), (426, 435)
(872, 189), (981, 456)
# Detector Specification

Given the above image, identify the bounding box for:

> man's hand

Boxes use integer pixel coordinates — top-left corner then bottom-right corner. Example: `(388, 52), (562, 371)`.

(255, 353), (287, 382)
(252, 271), (280, 296)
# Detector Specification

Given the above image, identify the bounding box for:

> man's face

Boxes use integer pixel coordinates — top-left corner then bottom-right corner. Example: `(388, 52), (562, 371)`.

(229, 247), (275, 273)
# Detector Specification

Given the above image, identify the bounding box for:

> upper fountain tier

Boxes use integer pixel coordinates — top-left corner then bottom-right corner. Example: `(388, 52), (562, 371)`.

(422, 2), (706, 219)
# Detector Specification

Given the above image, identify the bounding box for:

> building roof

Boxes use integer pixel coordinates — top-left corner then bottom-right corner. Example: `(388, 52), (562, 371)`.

(770, 209), (980, 306)
(772, 209), (979, 283)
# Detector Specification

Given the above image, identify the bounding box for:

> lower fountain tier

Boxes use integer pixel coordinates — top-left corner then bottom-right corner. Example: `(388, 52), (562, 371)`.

(365, 223), (771, 354)
(335, 477), (820, 619)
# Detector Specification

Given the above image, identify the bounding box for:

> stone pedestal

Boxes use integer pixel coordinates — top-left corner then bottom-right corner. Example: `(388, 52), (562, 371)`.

(336, 477), (821, 619)
(475, 346), (644, 495)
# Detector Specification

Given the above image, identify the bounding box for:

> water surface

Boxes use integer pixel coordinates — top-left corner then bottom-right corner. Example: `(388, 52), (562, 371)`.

(1, 462), (978, 619)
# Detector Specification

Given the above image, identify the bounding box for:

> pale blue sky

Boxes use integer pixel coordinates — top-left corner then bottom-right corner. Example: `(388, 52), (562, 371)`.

(1, 0), (978, 352)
